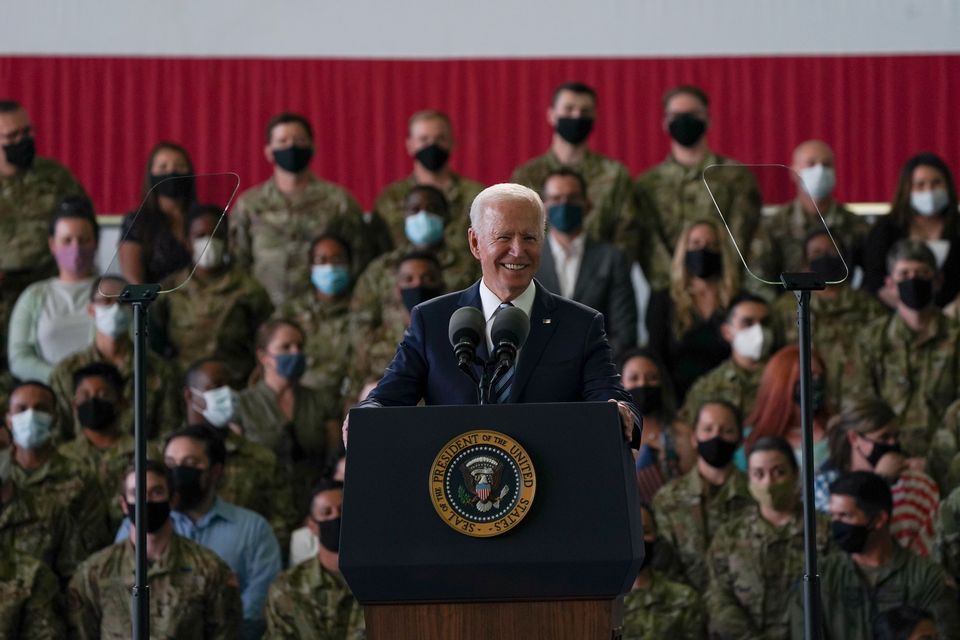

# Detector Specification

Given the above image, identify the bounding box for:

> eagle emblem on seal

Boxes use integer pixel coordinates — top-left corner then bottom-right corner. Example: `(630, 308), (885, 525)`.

(459, 455), (511, 513)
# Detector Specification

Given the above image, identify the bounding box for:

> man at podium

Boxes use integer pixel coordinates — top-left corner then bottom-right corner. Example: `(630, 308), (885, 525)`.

(346, 183), (640, 446)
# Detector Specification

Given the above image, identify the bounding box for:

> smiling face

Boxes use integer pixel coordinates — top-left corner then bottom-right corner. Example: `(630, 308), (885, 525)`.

(468, 198), (543, 301)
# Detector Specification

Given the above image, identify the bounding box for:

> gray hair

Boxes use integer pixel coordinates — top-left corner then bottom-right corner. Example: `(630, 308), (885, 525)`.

(469, 183), (546, 239)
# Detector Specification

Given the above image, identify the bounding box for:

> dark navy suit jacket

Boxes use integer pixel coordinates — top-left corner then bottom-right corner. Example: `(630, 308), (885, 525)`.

(365, 280), (641, 442)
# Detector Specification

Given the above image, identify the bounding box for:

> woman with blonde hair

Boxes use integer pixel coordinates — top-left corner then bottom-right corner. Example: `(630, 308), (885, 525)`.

(646, 218), (740, 402)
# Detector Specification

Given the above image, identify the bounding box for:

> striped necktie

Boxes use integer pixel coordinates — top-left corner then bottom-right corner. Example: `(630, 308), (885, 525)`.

(493, 302), (514, 404)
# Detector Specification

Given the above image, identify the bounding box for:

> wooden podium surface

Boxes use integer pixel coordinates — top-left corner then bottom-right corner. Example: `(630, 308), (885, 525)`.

(365, 598), (624, 640)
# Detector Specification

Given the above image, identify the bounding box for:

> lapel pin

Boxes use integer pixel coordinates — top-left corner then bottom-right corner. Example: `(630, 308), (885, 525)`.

(543, 319), (552, 324)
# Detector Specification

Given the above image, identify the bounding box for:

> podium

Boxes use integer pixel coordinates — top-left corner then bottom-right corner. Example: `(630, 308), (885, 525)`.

(340, 402), (643, 640)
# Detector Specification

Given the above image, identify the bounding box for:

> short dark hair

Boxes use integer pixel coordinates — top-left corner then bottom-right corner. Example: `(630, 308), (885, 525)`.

(8, 380), (56, 408)
(309, 232), (352, 266)
(748, 435), (798, 471)
(803, 228), (849, 261)
(185, 203), (228, 237)
(551, 81), (597, 106)
(0, 100), (23, 113)
(49, 195), (99, 240)
(90, 275), (128, 302)
(397, 249), (442, 273)
(886, 239), (938, 275)
(724, 292), (768, 323)
(662, 84), (710, 111)
(829, 471), (893, 520)
(875, 605), (935, 640)
(304, 476), (345, 519)
(183, 357), (227, 390)
(164, 424), (227, 467)
(541, 167), (588, 198)
(265, 112), (313, 144)
(120, 459), (174, 497)
(694, 399), (743, 433)
(73, 362), (125, 396)
(405, 184), (450, 218)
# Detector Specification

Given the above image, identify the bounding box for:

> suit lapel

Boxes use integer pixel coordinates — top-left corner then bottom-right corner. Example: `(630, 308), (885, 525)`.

(571, 239), (598, 301)
(509, 281), (558, 401)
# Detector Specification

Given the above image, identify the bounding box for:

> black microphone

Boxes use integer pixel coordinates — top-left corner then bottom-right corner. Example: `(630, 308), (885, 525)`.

(491, 306), (530, 368)
(448, 306), (485, 367)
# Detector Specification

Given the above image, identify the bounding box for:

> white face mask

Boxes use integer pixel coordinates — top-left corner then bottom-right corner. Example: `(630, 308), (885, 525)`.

(193, 237), (226, 269)
(798, 164), (836, 201)
(732, 323), (769, 362)
(94, 303), (131, 338)
(10, 409), (54, 449)
(910, 188), (950, 217)
(193, 385), (239, 428)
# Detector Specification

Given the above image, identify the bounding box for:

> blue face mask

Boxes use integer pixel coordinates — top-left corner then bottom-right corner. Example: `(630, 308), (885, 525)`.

(547, 203), (584, 233)
(311, 264), (351, 296)
(273, 352), (306, 381)
(404, 210), (445, 247)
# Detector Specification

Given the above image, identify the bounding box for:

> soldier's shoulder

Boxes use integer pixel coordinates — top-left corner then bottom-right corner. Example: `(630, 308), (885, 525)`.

(235, 180), (273, 205)
(176, 535), (234, 575)
(510, 154), (551, 182)
(653, 570), (701, 603)
(588, 151), (630, 176)
(373, 178), (412, 205)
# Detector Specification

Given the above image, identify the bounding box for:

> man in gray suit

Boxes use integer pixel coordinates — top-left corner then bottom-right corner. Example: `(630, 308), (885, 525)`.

(536, 168), (638, 355)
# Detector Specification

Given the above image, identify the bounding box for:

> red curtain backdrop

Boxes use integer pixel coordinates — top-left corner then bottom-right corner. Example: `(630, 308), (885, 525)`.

(2, 54), (958, 213)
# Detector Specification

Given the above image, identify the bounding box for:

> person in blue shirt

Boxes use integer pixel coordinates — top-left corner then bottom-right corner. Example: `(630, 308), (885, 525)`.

(116, 424), (281, 639)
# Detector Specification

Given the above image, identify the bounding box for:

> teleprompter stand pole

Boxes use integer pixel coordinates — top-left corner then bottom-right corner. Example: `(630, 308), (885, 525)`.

(119, 283), (161, 640)
(781, 272), (825, 640)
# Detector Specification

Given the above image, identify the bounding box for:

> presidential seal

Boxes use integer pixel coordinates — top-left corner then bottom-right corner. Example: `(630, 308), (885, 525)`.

(429, 430), (536, 537)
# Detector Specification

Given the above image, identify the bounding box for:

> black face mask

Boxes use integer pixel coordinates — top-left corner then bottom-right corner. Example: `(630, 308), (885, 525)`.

(860, 435), (901, 468)
(125, 500), (171, 534)
(273, 145), (314, 173)
(3, 136), (36, 170)
(684, 248), (723, 279)
(628, 386), (663, 415)
(639, 540), (655, 571)
(793, 377), (826, 414)
(171, 465), (206, 511)
(317, 516), (342, 553)
(555, 117), (594, 145)
(697, 436), (739, 469)
(414, 144), (450, 173)
(401, 285), (443, 312)
(809, 254), (846, 281)
(668, 113), (707, 147)
(150, 172), (194, 200)
(831, 519), (872, 554)
(77, 398), (117, 432)
(897, 277), (934, 311)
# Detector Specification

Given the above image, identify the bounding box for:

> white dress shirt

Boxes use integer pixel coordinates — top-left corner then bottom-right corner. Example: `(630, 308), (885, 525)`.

(547, 231), (585, 299)
(478, 279), (536, 353)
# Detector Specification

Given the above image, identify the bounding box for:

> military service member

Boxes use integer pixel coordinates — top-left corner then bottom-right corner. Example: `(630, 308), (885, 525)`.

(231, 112), (376, 308)
(680, 293), (772, 425)
(0, 540), (65, 639)
(635, 85), (762, 288)
(510, 82), (641, 267)
(849, 240), (960, 458)
(791, 471), (958, 639)
(49, 275), (182, 441)
(372, 109), (483, 258)
(622, 502), (705, 639)
(0, 100), (88, 385)
(937, 482), (960, 585)
(152, 204), (274, 384)
(706, 437), (832, 639)
(265, 478), (364, 640)
(653, 400), (753, 590)
(1, 380), (112, 560)
(68, 460), (242, 640)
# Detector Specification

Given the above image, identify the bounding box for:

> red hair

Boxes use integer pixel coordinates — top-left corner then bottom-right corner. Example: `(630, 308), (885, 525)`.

(745, 345), (828, 452)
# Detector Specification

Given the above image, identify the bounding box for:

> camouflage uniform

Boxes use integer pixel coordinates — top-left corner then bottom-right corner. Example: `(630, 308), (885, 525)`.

(372, 172), (484, 259)
(790, 543), (958, 640)
(652, 467), (753, 590)
(635, 153), (762, 289)
(0, 448), (112, 562)
(511, 150), (642, 267)
(350, 302), (410, 393)
(230, 174), (376, 308)
(152, 266), (274, 379)
(57, 433), (162, 531)
(929, 399), (960, 494)
(277, 294), (356, 401)
(0, 547), (65, 639)
(679, 359), (763, 425)
(622, 569), (705, 640)
(264, 555), (365, 640)
(848, 312), (960, 457)
(0, 157), (87, 370)
(67, 535), (242, 640)
(0, 482), (81, 583)
(48, 343), (183, 442)
(706, 505), (832, 639)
